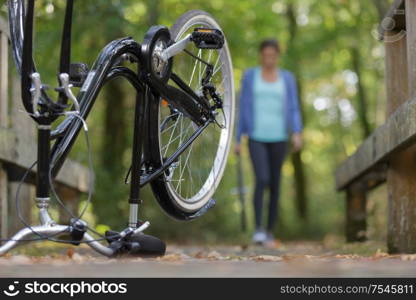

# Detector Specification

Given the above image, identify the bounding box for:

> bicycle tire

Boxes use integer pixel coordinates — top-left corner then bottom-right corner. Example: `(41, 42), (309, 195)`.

(147, 10), (235, 218)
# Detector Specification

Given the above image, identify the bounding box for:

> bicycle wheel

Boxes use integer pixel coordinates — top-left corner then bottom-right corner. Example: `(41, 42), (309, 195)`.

(148, 10), (234, 216)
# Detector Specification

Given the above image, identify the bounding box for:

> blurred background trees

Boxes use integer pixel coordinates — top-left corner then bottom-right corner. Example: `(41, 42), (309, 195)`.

(0, 0), (393, 243)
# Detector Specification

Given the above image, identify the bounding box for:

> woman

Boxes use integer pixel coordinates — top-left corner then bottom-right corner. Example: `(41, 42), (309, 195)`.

(235, 39), (303, 246)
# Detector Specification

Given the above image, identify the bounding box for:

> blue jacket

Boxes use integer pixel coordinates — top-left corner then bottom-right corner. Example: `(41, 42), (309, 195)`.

(236, 68), (303, 143)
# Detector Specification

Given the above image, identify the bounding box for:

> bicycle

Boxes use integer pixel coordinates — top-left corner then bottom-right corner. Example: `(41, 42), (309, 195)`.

(0, 0), (234, 257)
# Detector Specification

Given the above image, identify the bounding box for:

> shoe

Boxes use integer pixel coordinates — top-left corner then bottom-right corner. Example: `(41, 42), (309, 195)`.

(252, 229), (267, 244)
(263, 232), (278, 248)
(266, 232), (274, 241)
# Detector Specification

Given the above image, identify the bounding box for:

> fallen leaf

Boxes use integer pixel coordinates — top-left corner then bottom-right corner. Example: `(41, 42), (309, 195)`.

(373, 249), (389, 259)
(9, 255), (31, 264)
(251, 255), (282, 262)
(334, 254), (360, 259)
(206, 251), (222, 259)
(156, 253), (184, 262)
(72, 253), (85, 262)
(401, 254), (416, 261)
(192, 251), (206, 259)
(66, 248), (75, 259)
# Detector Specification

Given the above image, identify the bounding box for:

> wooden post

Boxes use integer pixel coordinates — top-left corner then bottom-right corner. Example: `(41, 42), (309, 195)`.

(387, 146), (416, 253)
(346, 182), (367, 242)
(385, 33), (408, 115)
(0, 166), (7, 241)
(8, 182), (34, 234)
(0, 19), (9, 241)
(0, 21), (8, 128)
(386, 2), (416, 253)
(406, 0), (416, 99)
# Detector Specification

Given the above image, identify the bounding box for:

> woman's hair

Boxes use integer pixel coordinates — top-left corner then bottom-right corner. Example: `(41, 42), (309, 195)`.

(259, 39), (280, 54)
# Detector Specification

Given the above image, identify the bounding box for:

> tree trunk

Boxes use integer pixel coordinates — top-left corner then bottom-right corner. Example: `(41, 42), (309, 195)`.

(147, 0), (160, 26)
(286, 2), (308, 220)
(96, 80), (128, 227)
(93, 2), (134, 227)
(101, 81), (127, 171)
(350, 46), (371, 138)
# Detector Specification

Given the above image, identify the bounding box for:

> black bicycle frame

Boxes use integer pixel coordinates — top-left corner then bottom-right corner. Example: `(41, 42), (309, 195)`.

(8, 0), (213, 209)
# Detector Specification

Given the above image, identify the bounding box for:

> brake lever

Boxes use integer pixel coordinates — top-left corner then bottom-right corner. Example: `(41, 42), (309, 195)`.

(29, 73), (42, 117)
(58, 73), (80, 113)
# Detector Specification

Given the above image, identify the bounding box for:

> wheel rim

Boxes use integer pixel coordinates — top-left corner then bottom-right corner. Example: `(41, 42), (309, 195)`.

(157, 15), (234, 211)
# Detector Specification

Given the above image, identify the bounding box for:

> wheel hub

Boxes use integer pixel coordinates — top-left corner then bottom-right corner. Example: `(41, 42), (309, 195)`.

(152, 40), (168, 78)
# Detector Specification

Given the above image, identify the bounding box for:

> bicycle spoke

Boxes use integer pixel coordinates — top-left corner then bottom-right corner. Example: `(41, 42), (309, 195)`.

(212, 54), (221, 76)
(163, 112), (182, 157)
(201, 50), (213, 77)
(197, 49), (202, 87)
(177, 139), (194, 194)
(188, 49), (201, 86)
(161, 119), (193, 152)
(161, 112), (180, 133)
(212, 62), (224, 78)
(175, 120), (194, 191)
(177, 114), (184, 194)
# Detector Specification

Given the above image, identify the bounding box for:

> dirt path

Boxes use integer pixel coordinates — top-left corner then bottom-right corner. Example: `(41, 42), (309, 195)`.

(1, 241), (416, 277)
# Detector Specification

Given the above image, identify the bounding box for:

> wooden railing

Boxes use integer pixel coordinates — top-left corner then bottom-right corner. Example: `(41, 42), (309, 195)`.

(0, 16), (89, 240)
(335, 0), (416, 253)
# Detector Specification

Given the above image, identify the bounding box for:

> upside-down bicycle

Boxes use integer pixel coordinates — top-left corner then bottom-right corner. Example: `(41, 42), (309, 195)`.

(0, 0), (234, 257)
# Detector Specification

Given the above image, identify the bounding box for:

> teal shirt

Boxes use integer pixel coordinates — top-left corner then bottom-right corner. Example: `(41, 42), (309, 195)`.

(251, 67), (288, 142)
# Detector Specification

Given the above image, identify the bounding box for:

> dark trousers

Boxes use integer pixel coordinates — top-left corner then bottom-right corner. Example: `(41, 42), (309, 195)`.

(248, 139), (287, 231)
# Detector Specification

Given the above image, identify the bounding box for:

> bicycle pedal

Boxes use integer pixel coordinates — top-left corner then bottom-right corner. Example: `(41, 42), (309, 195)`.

(69, 63), (90, 87)
(191, 28), (224, 49)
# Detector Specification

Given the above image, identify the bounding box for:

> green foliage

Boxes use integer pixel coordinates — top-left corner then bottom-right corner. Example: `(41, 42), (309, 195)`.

(1, 0), (392, 243)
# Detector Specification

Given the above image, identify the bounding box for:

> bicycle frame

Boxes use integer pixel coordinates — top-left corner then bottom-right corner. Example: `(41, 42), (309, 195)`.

(10, 0), (213, 202)
(1, 0), (218, 256)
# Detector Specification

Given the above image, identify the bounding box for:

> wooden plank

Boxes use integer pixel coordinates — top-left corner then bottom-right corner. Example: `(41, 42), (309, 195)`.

(0, 127), (89, 192)
(0, 29), (8, 127)
(10, 72), (32, 138)
(385, 31), (408, 116)
(8, 181), (33, 234)
(335, 96), (416, 190)
(0, 165), (7, 240)
(56, 184), (80, 225)
(407, 0), (416, 98)
(0, 17), (9, 39)
(356, 165), (387, 190)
